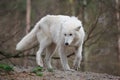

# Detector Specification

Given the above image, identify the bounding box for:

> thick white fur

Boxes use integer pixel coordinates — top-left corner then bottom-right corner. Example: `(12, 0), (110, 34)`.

(16, 15), (85, 71)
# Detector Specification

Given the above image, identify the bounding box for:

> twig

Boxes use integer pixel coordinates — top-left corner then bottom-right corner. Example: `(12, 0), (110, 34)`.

(0, 29), (20, 47)
(84, 14), (101, 43)
(0, 49), (75, 61)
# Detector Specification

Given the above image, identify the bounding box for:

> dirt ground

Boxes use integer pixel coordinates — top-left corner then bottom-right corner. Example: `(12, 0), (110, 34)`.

(0, 68), (120, 80)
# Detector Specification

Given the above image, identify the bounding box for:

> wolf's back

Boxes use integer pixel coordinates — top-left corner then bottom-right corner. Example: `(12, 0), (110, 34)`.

(16, 22), (40, 51)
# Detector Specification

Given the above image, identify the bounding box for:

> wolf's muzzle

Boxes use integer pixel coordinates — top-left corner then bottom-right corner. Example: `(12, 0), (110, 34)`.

(65, 43), (69, 46)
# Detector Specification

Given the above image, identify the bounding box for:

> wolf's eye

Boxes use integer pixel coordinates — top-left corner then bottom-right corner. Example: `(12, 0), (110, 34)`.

(64, 34), (67, 36)
(69, 34), (72, 36)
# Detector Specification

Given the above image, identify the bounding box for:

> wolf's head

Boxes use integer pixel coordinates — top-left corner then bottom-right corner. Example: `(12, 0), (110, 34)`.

(62, 17), (82, 46)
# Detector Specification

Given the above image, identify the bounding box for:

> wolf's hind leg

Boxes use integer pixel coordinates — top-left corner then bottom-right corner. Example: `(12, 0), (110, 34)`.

(36, 37), (52, 67)
(45, 43), (56, 69)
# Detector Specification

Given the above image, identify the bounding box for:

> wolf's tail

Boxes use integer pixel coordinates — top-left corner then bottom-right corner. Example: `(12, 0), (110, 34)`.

(16, 22), (40, 51)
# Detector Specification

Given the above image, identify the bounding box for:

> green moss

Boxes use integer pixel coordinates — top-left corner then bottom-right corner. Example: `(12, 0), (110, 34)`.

(32, 66), (44, 77)
(32, 66), (43, 73)
(0, 64), (13, 71)
(36, 72), (43, 76)
(47, 68), (54, 72)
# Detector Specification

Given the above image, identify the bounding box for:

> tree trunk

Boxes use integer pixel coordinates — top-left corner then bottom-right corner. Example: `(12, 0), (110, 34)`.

(24, 0), (31, 67)
(80, 0), (87, 71)
(69, 0), (75, 16)
(115, 0), (120, 61)
(26, 0), (31, 34)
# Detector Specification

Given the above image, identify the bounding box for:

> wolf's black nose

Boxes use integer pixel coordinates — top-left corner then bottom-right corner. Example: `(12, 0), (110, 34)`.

(65, 43), (69, 45)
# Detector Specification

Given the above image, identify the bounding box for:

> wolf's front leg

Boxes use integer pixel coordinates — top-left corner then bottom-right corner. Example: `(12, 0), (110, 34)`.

(73, 46), (82, 70)
(58, 46), (71, 71)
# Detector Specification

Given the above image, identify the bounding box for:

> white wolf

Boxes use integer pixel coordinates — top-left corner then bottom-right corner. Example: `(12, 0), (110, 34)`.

(16, 15), (85, 71)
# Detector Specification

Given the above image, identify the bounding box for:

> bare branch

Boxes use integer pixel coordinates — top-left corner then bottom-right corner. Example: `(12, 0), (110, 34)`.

(0, 29), (20, 47)
(84, 14), (101, 43)
(0, 49), (75, 61)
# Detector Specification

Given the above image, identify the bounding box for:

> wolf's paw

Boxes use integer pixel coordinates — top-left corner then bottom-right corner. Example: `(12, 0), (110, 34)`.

(37, 61), (43, 67)
(64, 69), (75, 72)
(38, 64), (43, 67)
(73, 66), (79, 71)
(69, 69), (75, 72)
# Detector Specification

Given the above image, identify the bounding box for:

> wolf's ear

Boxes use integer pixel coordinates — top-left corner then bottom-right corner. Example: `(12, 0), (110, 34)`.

(75, 26), (81, 31)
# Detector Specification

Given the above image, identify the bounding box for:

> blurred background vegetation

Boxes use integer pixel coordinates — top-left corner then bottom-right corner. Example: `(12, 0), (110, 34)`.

(0, 0), (120, 76)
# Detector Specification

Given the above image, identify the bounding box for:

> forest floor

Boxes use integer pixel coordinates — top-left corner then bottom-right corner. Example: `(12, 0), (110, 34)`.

(0, 67), (120, 80)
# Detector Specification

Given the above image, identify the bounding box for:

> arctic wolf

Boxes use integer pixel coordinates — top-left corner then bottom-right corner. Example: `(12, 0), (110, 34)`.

(16, 15), (85, 71)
